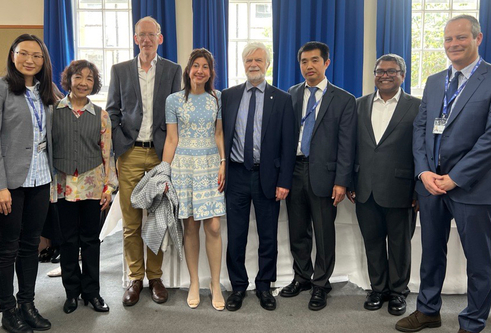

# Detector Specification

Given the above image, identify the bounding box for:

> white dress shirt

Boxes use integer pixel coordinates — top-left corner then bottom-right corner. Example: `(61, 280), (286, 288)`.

(297, 77), (328, 155)
(137, 54), (158, 142)
(371, 87), (401, 144)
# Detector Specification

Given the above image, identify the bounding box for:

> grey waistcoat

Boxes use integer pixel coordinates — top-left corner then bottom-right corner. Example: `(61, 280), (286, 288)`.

(52, 103), (102, 175)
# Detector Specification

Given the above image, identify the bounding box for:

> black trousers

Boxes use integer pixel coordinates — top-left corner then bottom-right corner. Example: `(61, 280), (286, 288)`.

(286, 160), (336, 291)
(57, 199), (101, 299)
(0, 184), (50, 312)
(226, 162), (280, 291)
(356, 194), (415, 296)
(41, 203), (62, 247)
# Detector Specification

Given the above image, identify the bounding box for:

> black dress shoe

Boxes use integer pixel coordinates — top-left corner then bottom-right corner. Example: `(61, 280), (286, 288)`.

(388, 295), (406, 316)
(84, 296), (110, 312)
(225, 291), (246, 311)
(308, 286), (328, 311)
(18, 303), (51, 331)
(279, 280), (311, 297)
(50, 248), (60, 264)
(364, 291), (385, 311)
(63, 298), (78, 314)
(38, 248), (54, 263)
(256, 290), (276, 311)
(1, 308), (33, 333)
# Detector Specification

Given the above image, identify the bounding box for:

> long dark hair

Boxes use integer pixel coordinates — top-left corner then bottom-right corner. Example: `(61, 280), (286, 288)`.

(183, 48), (218, 104)
(5, 34), (55, 106)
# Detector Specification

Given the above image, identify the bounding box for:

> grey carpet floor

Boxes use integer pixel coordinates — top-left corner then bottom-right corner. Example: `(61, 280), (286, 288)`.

(28, 232), (483, 333)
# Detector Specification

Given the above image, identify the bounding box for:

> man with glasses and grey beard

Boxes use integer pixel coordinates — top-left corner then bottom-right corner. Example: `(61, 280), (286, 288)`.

(347, 54), (420, 317)
(106, 16), (181, 307)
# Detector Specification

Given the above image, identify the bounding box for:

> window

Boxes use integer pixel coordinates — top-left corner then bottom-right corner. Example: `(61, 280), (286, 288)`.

(228, 0), (273, 87)
(411, 0), (480, 96)
(74, 0), (133, 103)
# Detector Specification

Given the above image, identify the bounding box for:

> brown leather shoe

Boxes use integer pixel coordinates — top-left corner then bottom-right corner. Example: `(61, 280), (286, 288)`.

(122, 280), (143, 306)
(149, 279), (168, 304)
(457, 329), (471, 333)
(395, 310), (441, 332)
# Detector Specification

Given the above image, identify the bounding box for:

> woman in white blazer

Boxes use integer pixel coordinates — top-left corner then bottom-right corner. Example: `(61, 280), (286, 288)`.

(0, 34), (56, 333)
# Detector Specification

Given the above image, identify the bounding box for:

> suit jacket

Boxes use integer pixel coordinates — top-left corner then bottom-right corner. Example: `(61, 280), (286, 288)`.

(413, 60), (491, 205)
(289, 80), (357, 197)
(222, 82), (296, 199)
(106, 56), (182, 160)
(0, 78), (53, 190)
(354, 91), (420, 208)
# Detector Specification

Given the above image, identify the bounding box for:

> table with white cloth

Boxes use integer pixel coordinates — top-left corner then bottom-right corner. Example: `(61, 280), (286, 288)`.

(101, 193), (467, 294)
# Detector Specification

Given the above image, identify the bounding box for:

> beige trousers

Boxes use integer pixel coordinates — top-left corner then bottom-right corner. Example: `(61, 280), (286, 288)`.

(118, 146), (163, 280)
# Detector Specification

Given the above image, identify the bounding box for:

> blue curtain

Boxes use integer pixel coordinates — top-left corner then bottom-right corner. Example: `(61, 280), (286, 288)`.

(192, 0), (229, 91)
(43, 0), (75, 91)
(132, 0), (178, 62)
(480, 0), (491, 62)
(272, 0), (364, 97)
(376, 0), (412, 93)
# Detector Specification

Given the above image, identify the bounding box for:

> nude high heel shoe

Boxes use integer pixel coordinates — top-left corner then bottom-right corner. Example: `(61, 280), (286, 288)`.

(210, 283), (225, 311)
(187, 284), (200, 309)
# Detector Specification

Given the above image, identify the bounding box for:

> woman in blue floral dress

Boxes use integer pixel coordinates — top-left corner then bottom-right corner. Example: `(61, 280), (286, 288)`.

(163, 48), (225, 310)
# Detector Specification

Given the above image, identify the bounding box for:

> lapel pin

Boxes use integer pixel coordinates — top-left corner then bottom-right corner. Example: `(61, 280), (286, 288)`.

(270, 96), (273, 99)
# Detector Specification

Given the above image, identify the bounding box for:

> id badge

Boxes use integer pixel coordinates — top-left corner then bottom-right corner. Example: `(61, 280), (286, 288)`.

(37, 141), (47, 153)
(433, 118), (447, 134)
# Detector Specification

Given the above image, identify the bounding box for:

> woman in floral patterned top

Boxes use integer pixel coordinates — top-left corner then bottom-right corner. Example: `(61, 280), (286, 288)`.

(52, 60), (117, 314)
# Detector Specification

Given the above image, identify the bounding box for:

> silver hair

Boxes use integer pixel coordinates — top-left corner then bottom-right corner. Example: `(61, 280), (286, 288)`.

(242, 42), (271, 66)
(445, 14), (481, 38)
(374, 54), (407, 75)
(135, 16), (161, 34)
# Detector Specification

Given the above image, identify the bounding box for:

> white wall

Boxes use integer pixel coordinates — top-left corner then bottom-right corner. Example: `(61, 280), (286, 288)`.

(175, 0), (193, 70)
(0, 0), (43, 25)
(363, 0), (377, 95)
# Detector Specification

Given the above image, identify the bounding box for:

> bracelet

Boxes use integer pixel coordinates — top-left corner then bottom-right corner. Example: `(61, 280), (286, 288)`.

(220, 158), (226, 163)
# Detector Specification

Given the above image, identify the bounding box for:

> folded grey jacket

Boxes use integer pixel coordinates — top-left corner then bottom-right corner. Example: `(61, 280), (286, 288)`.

(130, 161), (183, 259)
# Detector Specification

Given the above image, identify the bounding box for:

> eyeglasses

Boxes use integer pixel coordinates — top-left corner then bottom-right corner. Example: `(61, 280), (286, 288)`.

(136, 33), (159, 40)
(15, 51), (44, 62)
(374, 69), (403, 77)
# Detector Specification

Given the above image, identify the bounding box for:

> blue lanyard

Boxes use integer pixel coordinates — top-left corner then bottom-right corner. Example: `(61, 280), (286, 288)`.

(442, 57), (482, 118)
(301, 85), (328, 125)
(25, 89), (44, 132)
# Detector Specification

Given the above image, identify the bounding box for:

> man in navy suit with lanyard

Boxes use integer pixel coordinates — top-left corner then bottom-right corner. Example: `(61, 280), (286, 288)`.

(396, 15), (491, 333)
(280, 41), (356, 311)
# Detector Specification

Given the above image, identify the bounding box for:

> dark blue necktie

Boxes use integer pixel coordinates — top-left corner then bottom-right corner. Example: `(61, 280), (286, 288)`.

(434, 71), (461, 168)
(244, 87), (257, 170)
(301, 86), (318, 157)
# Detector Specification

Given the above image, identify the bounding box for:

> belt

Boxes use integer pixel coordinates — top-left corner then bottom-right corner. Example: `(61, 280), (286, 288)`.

(296, 155), (309, 162)
(230, 161), (260, 171)
(134, 141), (154, 148)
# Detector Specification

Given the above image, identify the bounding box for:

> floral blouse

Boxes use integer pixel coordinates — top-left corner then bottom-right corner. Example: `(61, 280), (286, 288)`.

(51, 96), (118, 202)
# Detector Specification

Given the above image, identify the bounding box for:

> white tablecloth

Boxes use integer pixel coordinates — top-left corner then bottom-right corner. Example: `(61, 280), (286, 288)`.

(101, 193), (467, 293)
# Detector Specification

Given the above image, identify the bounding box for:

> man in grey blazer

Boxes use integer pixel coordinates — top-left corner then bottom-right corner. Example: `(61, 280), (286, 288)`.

(347, 54), (420, 316)
(106, 16), (181, 307)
